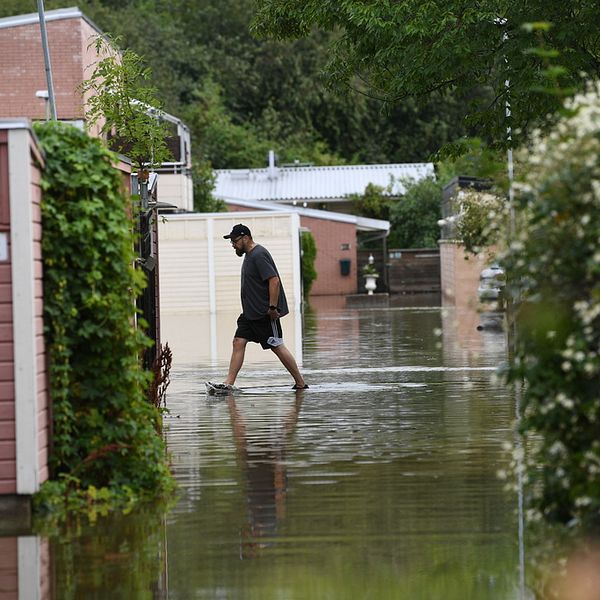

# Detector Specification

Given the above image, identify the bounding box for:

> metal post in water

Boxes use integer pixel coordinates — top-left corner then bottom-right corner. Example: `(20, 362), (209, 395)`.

(37, 0), (57, 120)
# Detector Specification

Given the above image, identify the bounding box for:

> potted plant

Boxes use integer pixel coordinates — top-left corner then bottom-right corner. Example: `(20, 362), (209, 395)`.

(362, 262), (379, 295)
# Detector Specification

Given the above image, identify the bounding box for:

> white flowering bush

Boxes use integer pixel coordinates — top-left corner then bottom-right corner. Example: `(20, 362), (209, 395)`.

(502, 83), (600, 528)
(455, 189), (506, 255)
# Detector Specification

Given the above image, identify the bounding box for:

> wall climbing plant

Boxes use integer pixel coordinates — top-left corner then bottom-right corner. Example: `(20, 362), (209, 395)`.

(34, 122), (173, 516)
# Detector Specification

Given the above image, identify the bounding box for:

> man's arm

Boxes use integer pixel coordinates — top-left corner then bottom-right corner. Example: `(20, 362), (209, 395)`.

(267, 276), (280, 316)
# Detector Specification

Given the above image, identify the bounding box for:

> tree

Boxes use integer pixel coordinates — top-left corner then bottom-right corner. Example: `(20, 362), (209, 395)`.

(349, 183), (391, 221)
(252, 0), (596, 147)
(2, 0), (484, 164)
(388, 178), (443, 249)
(47, 0), (475, 165)
(79, 35), (171, 173)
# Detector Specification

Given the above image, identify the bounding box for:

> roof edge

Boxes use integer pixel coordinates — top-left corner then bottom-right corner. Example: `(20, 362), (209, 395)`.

(219, 196), (390, 232)
(215, 162), (434, 175)
(0, 6), (104, 35)
(0, 118), (31, 130)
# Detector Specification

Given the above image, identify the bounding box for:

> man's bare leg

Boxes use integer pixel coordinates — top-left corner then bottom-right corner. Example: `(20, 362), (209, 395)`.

(224, 337), (248, 385)
(271, 344), (306, 387)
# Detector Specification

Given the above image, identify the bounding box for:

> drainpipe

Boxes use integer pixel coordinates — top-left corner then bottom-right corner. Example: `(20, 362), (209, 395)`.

(37, 0), (57, 120)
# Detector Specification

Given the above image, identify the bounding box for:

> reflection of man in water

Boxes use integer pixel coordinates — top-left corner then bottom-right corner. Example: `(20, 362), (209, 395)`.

(215, 224), (307, 391)
(227, 392), (303, 559)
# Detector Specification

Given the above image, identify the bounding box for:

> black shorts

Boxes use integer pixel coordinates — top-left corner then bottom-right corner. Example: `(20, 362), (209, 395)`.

(235, 314), (283, 350)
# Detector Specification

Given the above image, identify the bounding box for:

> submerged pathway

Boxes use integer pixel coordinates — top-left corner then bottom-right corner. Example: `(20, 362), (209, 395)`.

(162, 304), (520, 599)
(46, 302), (521, 598)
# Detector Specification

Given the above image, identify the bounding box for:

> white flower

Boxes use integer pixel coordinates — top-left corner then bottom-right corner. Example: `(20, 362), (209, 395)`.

(557, 393), (575, 409)
(510, 241), (524, 252)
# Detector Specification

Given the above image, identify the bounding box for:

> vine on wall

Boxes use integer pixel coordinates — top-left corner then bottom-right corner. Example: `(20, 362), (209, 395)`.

(34, 122), (173, 515)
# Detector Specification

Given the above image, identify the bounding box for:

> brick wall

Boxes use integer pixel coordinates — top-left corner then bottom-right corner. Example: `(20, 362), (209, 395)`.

(299, 216), (356, 296)
(439, 241), (486, 308)
(0, 15), (101, 120)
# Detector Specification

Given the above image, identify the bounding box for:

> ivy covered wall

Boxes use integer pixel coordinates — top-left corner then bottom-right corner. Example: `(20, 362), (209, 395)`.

(34, 122), (172, 513)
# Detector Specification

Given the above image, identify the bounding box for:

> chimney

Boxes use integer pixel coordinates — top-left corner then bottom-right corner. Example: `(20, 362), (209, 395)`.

(267, 150), (278, 180)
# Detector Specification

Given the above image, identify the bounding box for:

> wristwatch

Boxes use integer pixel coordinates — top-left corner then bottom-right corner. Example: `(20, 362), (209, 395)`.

(269, 305), (278, 311)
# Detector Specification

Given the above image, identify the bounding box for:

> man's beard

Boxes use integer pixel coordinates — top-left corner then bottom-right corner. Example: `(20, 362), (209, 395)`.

(235, 248), (244, 257)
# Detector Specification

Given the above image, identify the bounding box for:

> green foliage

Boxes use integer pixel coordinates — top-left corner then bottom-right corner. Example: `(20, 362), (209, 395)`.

(453, 189), (507, 255)
(0, 0), (35, 17)
(252, 0), (598, 147)
(301, 231), (317, 297)
(181, 80), (343, 169)
(46, 503), (172, 597)
(79, 35), (172, 171)
(436, 138), (508, 188)
(388, 178), (443, 248)
(19, 0), (474, 166)
(191, 161), (225, 213)
(350, 183), (391, 220)
(501, 84), (600, 528)
(361, 263), (379, 277)
(34, 122), (173, 516)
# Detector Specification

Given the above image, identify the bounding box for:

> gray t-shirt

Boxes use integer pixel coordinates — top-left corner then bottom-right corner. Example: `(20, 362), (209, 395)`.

(240, 245), (289, 320)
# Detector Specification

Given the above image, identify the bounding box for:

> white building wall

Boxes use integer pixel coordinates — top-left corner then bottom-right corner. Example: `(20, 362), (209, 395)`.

(158, 212), (302, 367)
(158, 173), (193, 212)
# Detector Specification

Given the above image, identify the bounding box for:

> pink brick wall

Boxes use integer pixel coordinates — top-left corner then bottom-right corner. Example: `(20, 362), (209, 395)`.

(0, 15), (101, 121)
(439, 241), (483, 308)
(300, 216), (357, 296)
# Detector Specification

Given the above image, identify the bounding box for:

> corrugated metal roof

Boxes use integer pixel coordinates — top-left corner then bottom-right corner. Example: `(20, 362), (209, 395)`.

(214, 163), (435, 202)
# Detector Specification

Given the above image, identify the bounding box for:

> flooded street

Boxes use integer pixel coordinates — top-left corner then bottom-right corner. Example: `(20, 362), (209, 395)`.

(49, 300), (522, 599)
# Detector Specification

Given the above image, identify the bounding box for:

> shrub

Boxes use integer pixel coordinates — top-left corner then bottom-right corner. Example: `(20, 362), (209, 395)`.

(455, 188), (506, 255)
(388, 177), (442, 248)
(301, 231), (317, 297)
(502, 83), (600, 528)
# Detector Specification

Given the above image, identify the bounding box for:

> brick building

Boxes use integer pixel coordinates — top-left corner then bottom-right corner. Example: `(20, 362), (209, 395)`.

(0, 7), (194, 211)
(0, 7), (101, 125)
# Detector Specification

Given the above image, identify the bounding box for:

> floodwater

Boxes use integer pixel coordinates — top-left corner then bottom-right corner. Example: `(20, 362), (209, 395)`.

(14, 298), (526, 599)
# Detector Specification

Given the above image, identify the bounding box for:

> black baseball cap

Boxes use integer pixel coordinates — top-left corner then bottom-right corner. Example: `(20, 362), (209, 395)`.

(224, 224), (251, 239)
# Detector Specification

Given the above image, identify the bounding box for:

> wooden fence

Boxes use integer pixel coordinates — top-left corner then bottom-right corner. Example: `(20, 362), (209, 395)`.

(357, 248), (440, 294)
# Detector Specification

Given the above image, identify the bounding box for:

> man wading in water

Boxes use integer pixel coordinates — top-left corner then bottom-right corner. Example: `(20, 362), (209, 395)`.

(207, 224), (308, 393)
